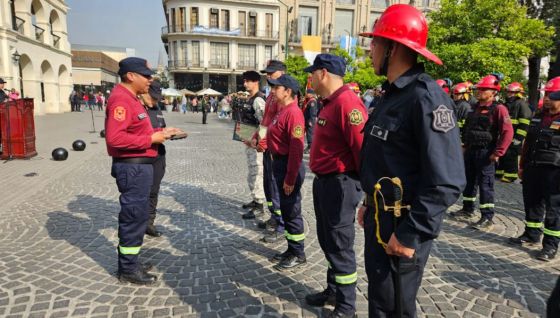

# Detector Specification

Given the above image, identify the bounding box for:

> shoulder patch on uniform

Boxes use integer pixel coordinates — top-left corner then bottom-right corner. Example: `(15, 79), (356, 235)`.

(114, 106), (126, 122)
(432, 105), (455, 133)
(292, 125), (304, 138)
(348, 109), (364, 126)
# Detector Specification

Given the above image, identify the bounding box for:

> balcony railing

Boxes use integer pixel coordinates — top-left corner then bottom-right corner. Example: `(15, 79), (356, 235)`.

(52, 32), (61, 49)
(162, 25), (278, 39)
(209, 61), (230, 69)
(168, 60), (201, 69)
(237, 62), (259, 70)
(33, 24), (45, 42)
(289, 33), (336, 46)
(13, 16), (25, 34)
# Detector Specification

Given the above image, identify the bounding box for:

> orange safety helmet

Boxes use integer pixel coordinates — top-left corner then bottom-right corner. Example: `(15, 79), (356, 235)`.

(359, 4), (442, 65)
(506, 82), (524, 93)
(475, 75), (501, 91)
(544, 77), (560, 92)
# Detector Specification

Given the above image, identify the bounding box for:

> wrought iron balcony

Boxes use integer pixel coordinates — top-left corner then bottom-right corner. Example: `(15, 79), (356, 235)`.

(33, 24), (45, 42)
(168, 60), (202, 70)
(162, 25), (278, 40)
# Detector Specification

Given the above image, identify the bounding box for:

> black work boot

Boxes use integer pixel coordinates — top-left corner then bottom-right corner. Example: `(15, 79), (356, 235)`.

(449, 209), (475, 221)
(328, 309), (357, 318)
(305, 289), (336, 307)
(145, 225), (163, 237)
(118, 270), (157, 285)
(242, 200), (259, 209)
(257, 217), (277, 230)
(270, 250), (292, 263)
(508, 233), (540, 246)
(141, 262), (154, 273)
(274, 254), (306, 270)
(260, 231), (281, 243)
(536, 248), (557, 262)
(471, 218), (494, 231)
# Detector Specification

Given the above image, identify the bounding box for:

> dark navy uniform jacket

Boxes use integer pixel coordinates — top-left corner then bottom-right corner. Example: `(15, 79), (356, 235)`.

(147, 106), (166, 156)
(360, 63), (466, 250)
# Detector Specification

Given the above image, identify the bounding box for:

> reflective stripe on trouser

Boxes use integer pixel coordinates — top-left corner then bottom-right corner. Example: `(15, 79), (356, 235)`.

(246, 147), (265, 204)
(463, 148), (496, 219)
(111, 162), (153, 273)
(272, 156), (305, 257)
(263, 151), (284, 233)
(522, 165), (560, 250)
(496, 146), (519, 180)
(313, 173), (361, 313)
(363, 205), (434, 317)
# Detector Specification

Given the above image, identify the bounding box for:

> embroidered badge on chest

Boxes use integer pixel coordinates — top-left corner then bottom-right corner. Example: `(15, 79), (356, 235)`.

(113, 106), (126, 122)
(138, 113), (147, 120)
(292, 125), (304, 138)
(432, 105), (455, 133)
(317, 118), (327, 127)
(370, 125), (388, 141)
(348, 109), (364, 125)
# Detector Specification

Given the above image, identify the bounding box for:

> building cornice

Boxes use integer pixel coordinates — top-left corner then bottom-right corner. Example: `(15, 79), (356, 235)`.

(15, 34), (72, 58)
(163, 0), (279, 8)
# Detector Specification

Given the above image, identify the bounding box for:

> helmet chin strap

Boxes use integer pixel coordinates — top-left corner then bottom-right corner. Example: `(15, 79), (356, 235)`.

(380, 42), (394, 77)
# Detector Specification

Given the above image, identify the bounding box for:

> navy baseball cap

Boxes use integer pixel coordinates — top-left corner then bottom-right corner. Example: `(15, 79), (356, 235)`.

(148, 80), (162, 101)
(0, 78), (6, 84)
(304, 54), (346, 77)
(260, 60), (286, 74)
(549, 91), (560, 101)
(118, 57), (155, 76)
(267, 74), (300, 93)
(242, 70), (261, 82)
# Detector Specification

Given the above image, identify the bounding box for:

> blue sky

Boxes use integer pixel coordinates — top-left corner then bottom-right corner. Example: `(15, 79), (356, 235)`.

(66, 0), (168, 66)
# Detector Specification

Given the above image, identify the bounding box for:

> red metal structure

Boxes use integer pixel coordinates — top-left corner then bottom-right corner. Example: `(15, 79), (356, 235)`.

(0, 98), (37, 160)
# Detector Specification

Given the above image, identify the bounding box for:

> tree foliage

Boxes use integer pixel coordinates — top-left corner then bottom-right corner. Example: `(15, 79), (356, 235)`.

(426, 0), (555, 84)
(330, 45), (386, 89)
(285, 55), (310, 92)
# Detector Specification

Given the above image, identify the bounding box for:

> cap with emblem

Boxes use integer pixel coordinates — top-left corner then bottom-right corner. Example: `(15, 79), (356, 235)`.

(148, 80), (162, 101)
(260, 60), (286, 74)
(549, 91), (560, 101)
(0, 78), (6, 84)
(118, 57), (155, 77)
(304, 54), (346, 77)
(267, 74), (300, 93)
(242, 70), (261, 82)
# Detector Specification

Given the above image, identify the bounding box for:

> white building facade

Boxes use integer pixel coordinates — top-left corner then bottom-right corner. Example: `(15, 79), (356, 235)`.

(162, 0), (280, 93)
(0, 0), (72, 115)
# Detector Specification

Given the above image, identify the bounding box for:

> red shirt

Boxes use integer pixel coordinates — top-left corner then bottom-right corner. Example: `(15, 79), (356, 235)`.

(474, 101), (514, 157)
(310, 85), (367, 174)
(266, 100), (305, 186)
(105, 84), (157, 158)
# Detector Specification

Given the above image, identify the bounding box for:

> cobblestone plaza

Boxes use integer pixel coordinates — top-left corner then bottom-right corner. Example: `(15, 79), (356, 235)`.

(0, 112), (557, 317)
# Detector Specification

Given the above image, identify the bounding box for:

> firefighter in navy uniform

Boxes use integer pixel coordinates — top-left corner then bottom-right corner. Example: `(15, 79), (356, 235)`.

(450, 74), (513, 231)
(451, 82), (472, 140)
(436, 78), (452, 95)
(239, 71), (267, 220)
(303, 89), (318, 154)
(105, 57), (170, 285)
(265, 74), (307, 271)
(358, 5), (465, 317)
(509, 78), (560, 261)
(495, 82), (532, 182)
(304, 54), (367, 318)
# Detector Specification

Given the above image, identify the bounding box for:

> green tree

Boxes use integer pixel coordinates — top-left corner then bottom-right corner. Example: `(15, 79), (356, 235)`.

(427, 0), (555, 106)
(330, 45), (385, 89)
(285, 55), (310, 93)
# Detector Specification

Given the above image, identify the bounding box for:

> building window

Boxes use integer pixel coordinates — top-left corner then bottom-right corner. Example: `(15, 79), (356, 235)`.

(265, 45), (273, 63)
(191, 41), (200, 66)
(371, 0), (388, 8)
(238, 44), (256, 69)
(298, 6), (318, 40)
(210, 42), (229, 68)
(190, 7), (199, 26)
(334, 9), (354, 41)
(248, 12), (257, 37)
(336, 0), (355, 4)
(423, 0), (431, 7)
(210, 8), (219, 28)
(221, 10), (230, 31)
(179, 7), (186, 32)
(239, 11), (246, 36)
(265, 13), (273, 38)
(174, 41), (180, 64)
(180, 41), (188, 65)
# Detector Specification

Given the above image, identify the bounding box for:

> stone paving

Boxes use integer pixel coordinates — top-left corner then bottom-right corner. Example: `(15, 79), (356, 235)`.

(0, 111), (558, 318)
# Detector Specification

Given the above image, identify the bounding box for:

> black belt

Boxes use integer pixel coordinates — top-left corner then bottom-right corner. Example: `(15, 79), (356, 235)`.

(271, 154), (288, 160)
(315, 171), (358, 180)
(113, 157), (155, 164)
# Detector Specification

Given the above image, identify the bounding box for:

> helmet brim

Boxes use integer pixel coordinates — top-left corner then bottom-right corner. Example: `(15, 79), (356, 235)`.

(359, 33), (443, 65)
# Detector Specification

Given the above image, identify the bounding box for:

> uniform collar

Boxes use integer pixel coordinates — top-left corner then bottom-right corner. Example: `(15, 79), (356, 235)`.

(383, 63), (425, 91)
(116, 83), (140, 101)
(322, 85), (350, 106)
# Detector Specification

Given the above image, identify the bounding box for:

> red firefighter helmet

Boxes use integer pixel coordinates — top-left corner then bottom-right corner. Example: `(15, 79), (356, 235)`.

(453, 82), (469, 94)
(436, 79), (450, 94)
(475, 75), (501, 91)
(359, 4), (442, 65)
(544, 77), (560, 92)
(506, 82), (524, 93)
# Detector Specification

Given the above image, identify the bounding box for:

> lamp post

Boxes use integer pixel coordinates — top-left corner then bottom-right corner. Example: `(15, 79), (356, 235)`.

(278, 0), (293, 60)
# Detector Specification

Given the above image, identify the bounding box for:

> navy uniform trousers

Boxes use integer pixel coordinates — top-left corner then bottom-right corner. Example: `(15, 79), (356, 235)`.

(263, 150), (284, 233)
(111, 162), (153, 273)
(462, 148), (496, 220)
(363, 205), (433, 318)
(313, 173), (362, 314)
(548, 277), (560, 317)
(272, 155), (305, 256)
(148, 155), (166, 229)
(522, 166), (560, 251)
